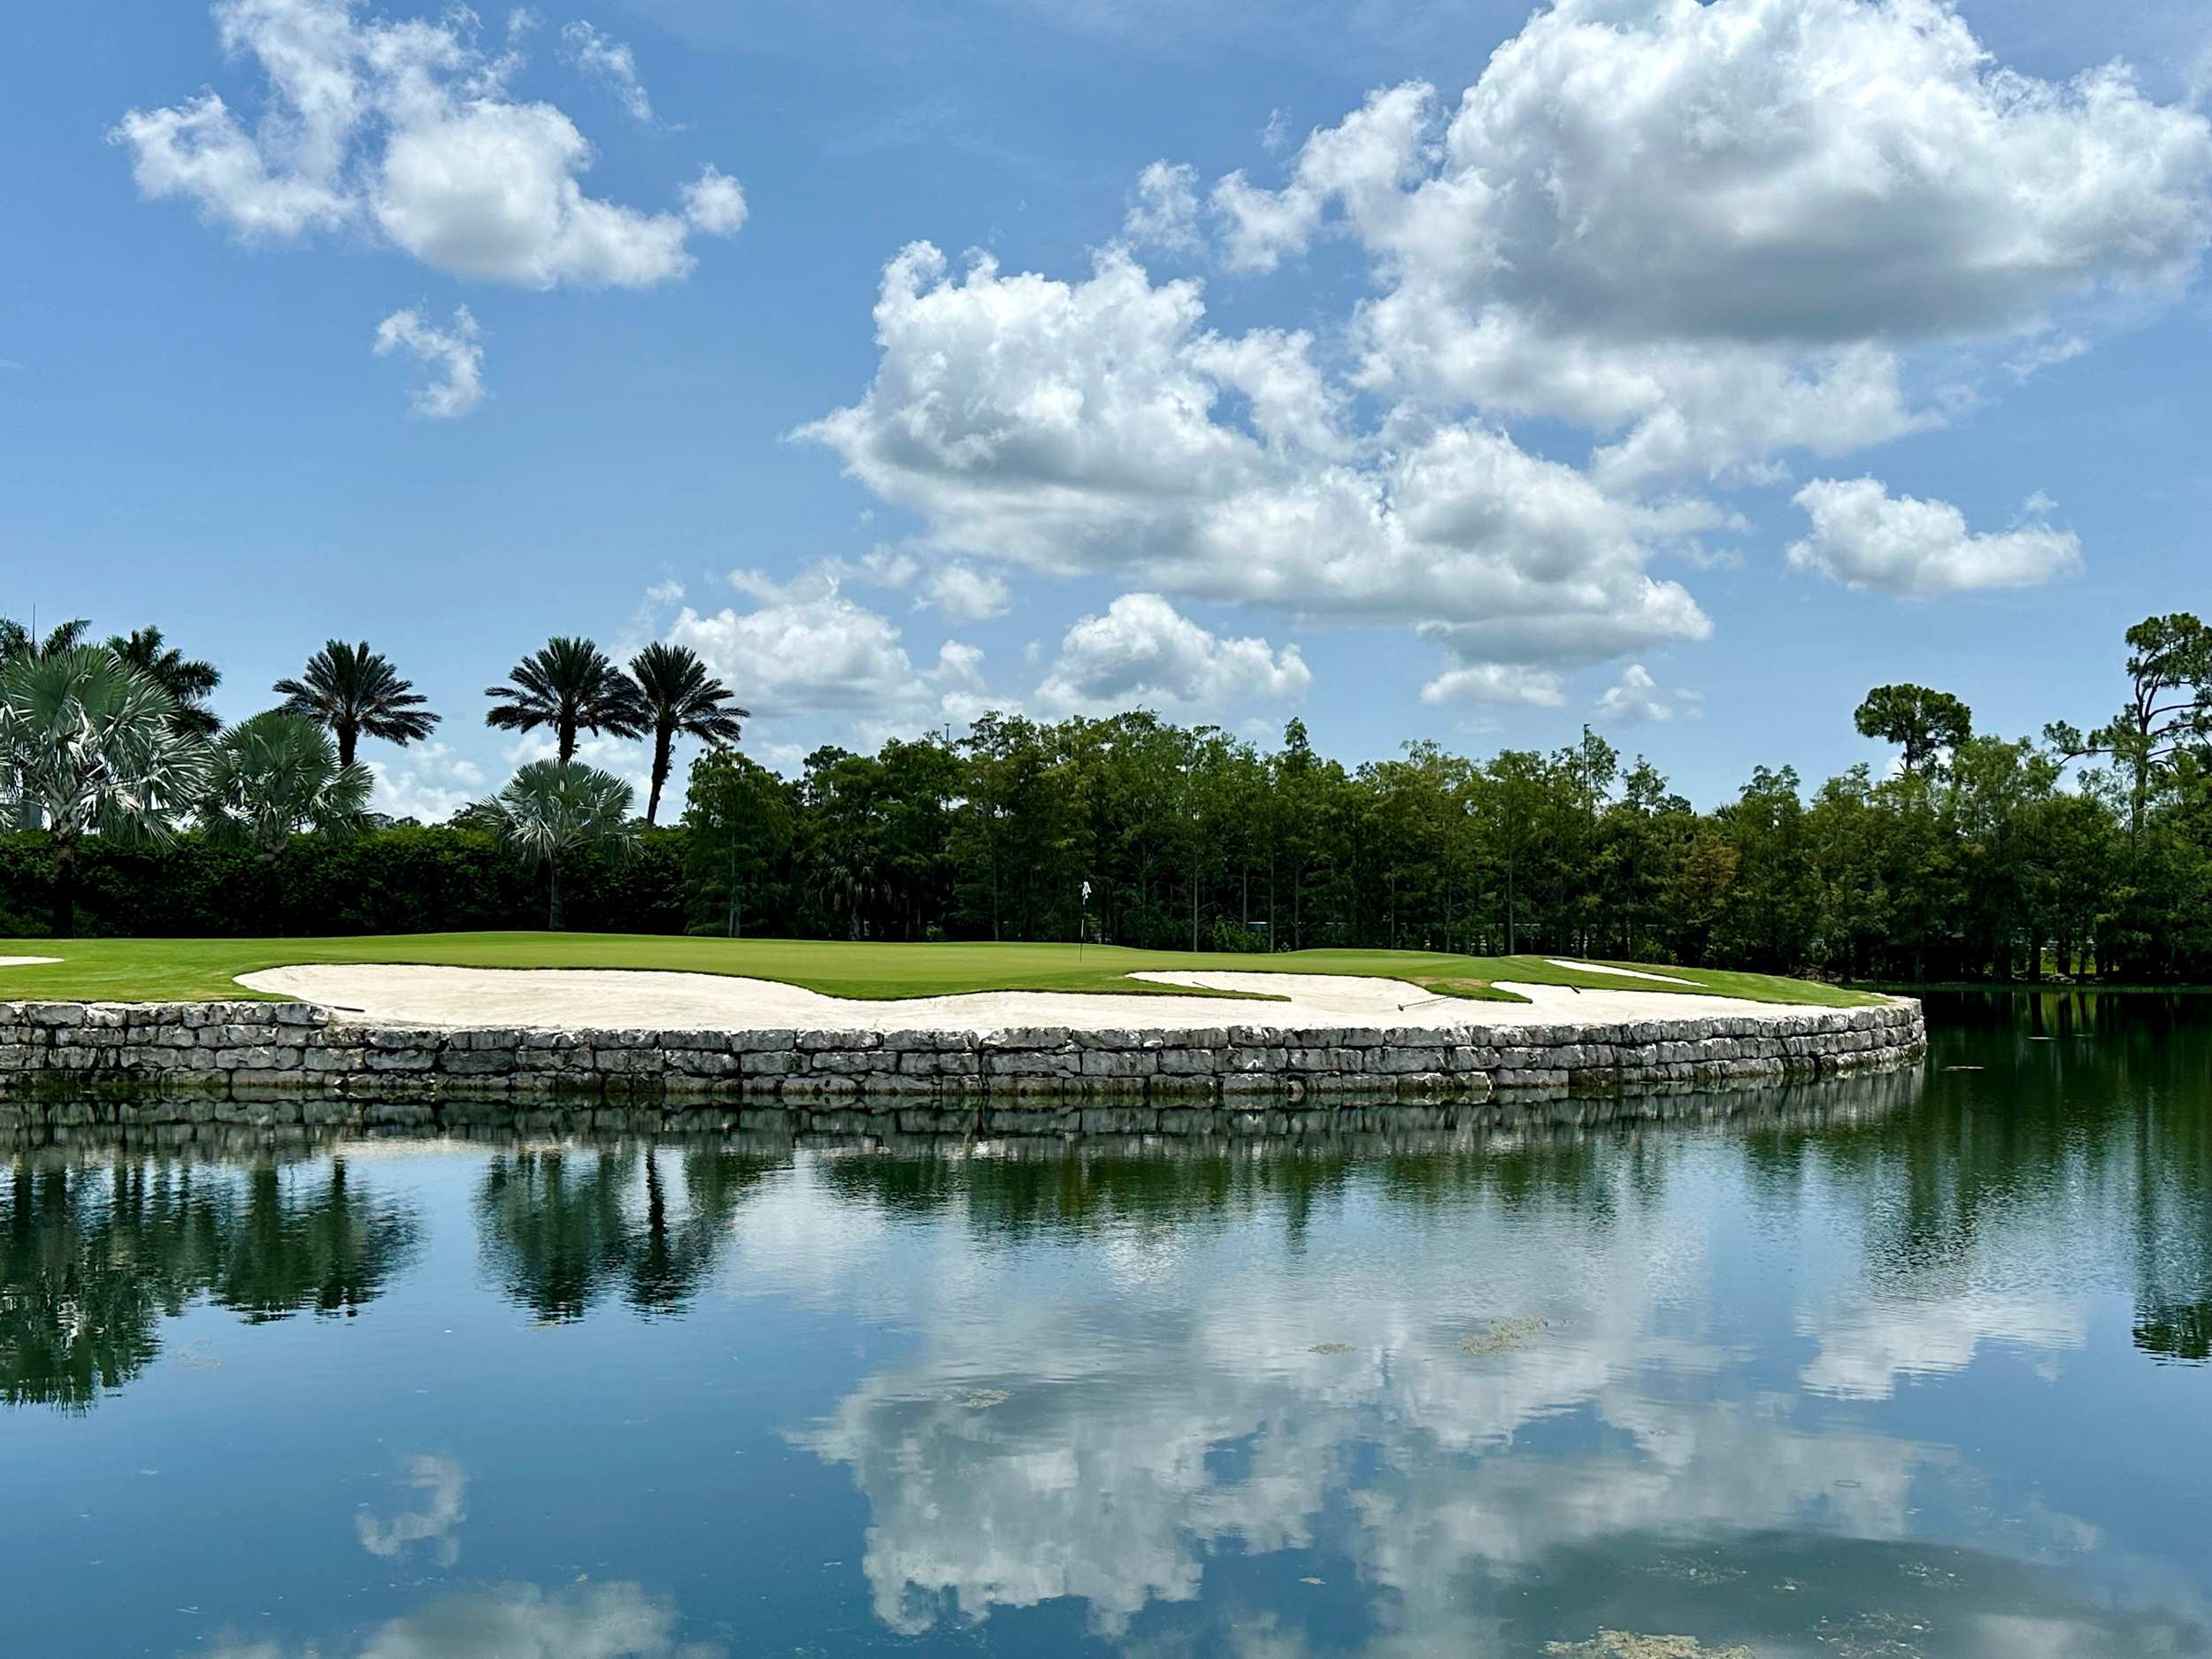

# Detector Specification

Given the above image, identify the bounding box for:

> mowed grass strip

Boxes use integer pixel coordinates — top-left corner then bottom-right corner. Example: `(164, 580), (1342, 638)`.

(0, 933), (1883, 1009)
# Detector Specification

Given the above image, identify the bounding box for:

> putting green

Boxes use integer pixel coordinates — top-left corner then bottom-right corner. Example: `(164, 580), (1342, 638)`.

(0, 933), (1880, 1009)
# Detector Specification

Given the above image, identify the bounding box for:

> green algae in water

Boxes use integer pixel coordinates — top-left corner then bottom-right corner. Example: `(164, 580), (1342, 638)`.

(1462, 1313), (1550, 1355)
(1544, 1633), (1754, 1659)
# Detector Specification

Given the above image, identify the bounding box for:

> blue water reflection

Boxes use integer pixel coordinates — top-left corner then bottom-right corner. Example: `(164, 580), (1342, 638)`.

(1, 993), (2206, 1656)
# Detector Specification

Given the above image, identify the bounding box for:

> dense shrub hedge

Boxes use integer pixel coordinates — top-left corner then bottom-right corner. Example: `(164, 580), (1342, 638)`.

(0, 826), (692, 938)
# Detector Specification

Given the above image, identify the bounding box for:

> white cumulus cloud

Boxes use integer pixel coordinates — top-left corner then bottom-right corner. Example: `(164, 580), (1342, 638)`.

(1121, 160), (1202, 253)
(802, 244), (1718, 695)
(1787, 478), (2084, 596)
(681, 165), (749, 236)
(1033, 594), (1310, 716)
(669, 567), (934, 718)
(366, 741), (485, 822)
(660, 565), (997, 741)
(112, 0), (743, 288)
(373, 304), (486, 417)
(1418, 664), (1565, 709)
(921, 563), (1012, 622)
(1207, 0), (2212, 483)
(1594, 663), (1702, 725)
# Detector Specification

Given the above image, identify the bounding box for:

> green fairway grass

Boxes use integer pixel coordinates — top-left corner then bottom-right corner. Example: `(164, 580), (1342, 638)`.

(0, 933), (1883, 1009)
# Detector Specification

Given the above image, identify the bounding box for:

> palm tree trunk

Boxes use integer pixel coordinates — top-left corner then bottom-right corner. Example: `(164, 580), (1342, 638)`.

(558, 714), (578, 764)
(647, 728), (672, 826)
(547, 858), (565, 931)
(338, 723), (358, 769)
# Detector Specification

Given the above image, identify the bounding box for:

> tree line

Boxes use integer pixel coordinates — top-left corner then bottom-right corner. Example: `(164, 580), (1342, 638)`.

(0, 621), (743, 933)
(681, 612), (2212, 983)
(2, 610), (2209, 983)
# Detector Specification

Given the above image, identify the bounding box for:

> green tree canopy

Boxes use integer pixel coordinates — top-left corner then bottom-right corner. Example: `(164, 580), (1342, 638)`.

(485, 757), (638, 928)
(628, 642), (746, 826)
(1854, 683), (1974, 775)
(0, 645), (209, 933)
(108, 626), (222, 741)
(273, 640), (442, 768)
(484, 637), (642, 764)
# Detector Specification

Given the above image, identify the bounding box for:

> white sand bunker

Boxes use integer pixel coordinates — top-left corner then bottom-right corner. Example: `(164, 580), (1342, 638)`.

(236, 964), (1855, 1033)
(1544, 958), (1694, 985)
(0, 956), (61, 970)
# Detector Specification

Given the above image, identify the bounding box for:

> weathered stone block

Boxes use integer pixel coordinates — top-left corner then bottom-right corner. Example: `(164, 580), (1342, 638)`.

(1079, 1048), (1156, 1078)
(809, 1050), (890, 1076)
(979, 1027), (1071, 1052)
(363, 1048), (436, 1073)
(984, 1049), (1079, 1078)
(740, 1051), (806, 1077)
(898, 1049), (980, 1078)
(437, 1049), (516, 1076)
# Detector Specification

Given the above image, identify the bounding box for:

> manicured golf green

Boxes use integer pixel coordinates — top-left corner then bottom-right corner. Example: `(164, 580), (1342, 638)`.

(0, 933), (1882, 1008)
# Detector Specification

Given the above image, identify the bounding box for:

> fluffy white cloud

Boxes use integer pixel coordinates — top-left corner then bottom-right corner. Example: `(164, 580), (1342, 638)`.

(373, 304), (486, 417)
(113, 0), (741, 288)
(1210, 0), (2212, 481)
(802, 1), (2207, 699)
(662, 566), (996, 741)
(669, 568), (932, 718)
(1121, 160), (1201, 253)
(1418, 664), (1564, 709)
(1033, 594), (1310, 715)
(1211, 81), (1432, 275)
(560, 19), (652, 123)
(1594, 663), (1702, 725)
(1787, 478), (2084, 596)
(803, 244), (1717, 688)
(366, 741), (485, 822)
(929, 640), (997, 726)
(680, 165), (749, 236)
(920, 563), (1011, 622)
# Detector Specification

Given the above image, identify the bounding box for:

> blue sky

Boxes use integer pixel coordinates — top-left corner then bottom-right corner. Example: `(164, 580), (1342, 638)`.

(5, 0), (2210, 818)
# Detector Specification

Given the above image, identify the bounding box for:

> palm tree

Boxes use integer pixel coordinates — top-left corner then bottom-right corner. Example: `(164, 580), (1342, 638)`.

(483, 758), (637, 929)
(627, 642), (746, 826)
(108, 626), (222, 740)
(483, 637), (641, 764)
(273, 641), (441, 767)
(201, 711), (374, 928)
(0, 646), (209, 934)
(0, 617), (89, 666)
(0, 618), (89, 831)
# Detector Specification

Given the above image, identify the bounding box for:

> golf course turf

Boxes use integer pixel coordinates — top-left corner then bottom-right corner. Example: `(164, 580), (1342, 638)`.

(0, 933), (1883, 1009)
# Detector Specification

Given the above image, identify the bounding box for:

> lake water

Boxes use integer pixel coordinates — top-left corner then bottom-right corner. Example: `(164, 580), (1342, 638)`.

(4, 994), (2208, 1658)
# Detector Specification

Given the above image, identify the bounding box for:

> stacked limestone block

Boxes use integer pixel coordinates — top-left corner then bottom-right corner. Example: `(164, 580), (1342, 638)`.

(0, 996), (1924, 1134)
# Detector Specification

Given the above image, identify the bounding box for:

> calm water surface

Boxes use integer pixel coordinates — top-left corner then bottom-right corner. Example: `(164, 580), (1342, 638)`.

(4, 995), (2208, 1658)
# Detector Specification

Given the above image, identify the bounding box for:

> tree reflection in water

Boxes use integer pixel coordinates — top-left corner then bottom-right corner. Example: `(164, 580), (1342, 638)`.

(0, 1153), (420, 1411)
(473, 1146), (773, 1323)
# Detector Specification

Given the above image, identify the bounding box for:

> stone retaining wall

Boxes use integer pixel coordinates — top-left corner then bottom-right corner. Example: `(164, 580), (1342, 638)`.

(0, 997), (1924, 1133)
